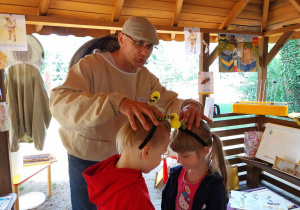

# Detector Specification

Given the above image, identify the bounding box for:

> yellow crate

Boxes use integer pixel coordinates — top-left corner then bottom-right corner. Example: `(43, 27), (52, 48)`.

(232, 102), (288, 116)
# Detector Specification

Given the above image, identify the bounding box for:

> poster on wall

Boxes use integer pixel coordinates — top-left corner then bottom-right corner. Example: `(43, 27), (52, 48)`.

(184, 27), (201, 55)
(218, 33), (259, 73)
(0, 14), (27, 51)
(198, 72), (214, 94)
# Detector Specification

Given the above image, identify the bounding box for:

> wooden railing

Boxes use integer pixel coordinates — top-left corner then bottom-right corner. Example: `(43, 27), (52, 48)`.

(209, 113), (300, 196)
(210, 113), (258, 183)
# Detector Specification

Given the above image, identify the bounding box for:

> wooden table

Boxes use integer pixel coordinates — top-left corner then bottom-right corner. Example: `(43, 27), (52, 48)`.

(12, 160), (56, 210)
(238, 157), (300, 189)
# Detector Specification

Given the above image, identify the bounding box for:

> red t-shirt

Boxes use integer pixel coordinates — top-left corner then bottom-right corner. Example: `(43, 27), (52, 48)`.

(175, 168), (207, 210)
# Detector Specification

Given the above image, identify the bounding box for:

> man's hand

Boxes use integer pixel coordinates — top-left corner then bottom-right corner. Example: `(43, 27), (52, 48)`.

(179, 102), (212, 130)
(119, 98), (164, 131)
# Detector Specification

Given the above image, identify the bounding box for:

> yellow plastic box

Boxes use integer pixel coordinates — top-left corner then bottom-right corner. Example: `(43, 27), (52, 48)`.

(232, 102), (288, 116)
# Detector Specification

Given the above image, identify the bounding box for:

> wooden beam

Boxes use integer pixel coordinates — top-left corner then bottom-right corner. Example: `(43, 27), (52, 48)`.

(172, 0), (184, 26)
(261, 0), (270, 32)
(209, 46), (218, 67)
(218, 0), (250, 29)
(35, 0), (52, 33)
(199, 33), (210, 106)
(264, 31), (295, 67)
(26, 25), (112, 37)
(264, 23), (300, 37)
(112, 0), (124, 22)
(288, 0), (300, 12)
(39, 0), (52, 15)
(24, 15), (264, 36)
(171, 33), (176, 40)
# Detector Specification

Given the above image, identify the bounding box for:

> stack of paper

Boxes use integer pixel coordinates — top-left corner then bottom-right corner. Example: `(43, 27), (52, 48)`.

(0, 196), (12, 210)
(229, 189), (292, 210)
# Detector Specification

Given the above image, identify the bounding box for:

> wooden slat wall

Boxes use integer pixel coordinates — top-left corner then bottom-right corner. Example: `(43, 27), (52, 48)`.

(210, 113), (258, 183)
(263, 116), (299, 129)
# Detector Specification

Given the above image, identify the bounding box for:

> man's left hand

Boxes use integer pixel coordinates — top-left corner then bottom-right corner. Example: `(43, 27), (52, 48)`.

(179, 103), (212, 130)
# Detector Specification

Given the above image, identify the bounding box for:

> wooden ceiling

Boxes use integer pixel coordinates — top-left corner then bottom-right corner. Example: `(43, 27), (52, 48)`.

(1, 0), (300, 42)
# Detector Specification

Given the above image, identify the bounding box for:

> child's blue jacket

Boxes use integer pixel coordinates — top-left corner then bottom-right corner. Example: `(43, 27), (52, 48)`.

(161, 165), (228, 210)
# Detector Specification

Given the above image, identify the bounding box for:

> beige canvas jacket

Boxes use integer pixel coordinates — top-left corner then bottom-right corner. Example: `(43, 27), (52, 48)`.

(6, 63), (52, 152)
(50, 52), (202, 161)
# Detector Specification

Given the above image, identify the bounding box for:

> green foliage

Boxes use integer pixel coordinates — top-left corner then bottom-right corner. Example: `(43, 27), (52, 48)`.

(52, 182), (57, 190)
(41, 50), (69, 87)
(51, 52), (69, 85)
(238, 40), (300, 113)
(147, 42), (185, 88)
(278, 39), (300, 112)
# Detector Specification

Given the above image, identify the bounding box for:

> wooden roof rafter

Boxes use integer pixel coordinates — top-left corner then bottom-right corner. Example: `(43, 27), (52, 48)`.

(172, 0), (184, 26)
(288, 0), (300, 12)
(35, 0), (51, 32)
(261, 0), (270, 32)
(218, 0), (251, 30)
(112, 0), (124, 22)
(171, 0), (184, 40)
(264, 30), (295, 67)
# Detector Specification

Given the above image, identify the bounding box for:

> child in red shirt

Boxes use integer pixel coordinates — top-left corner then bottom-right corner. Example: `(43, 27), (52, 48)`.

(83, 116), (170, 209)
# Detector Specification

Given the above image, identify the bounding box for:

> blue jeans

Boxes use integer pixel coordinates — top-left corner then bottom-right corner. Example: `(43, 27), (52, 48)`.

(68, 153), (98, 210)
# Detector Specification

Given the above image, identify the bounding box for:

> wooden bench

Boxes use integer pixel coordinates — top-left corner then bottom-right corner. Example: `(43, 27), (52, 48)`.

(210, 113), (300, 197)
(239, 157), (300, 195)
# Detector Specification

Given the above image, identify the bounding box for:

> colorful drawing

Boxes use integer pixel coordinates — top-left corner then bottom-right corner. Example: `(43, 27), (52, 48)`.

(184, 27), (200, 55)
(187, 29), (197, 54)
(218, 33), (259, 73)
(4, 17), (17, 42)
(0, 14), (27, 51)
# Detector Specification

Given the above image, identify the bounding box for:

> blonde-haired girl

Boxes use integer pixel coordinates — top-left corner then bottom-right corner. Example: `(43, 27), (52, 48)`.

(83, 116), (170, 210)
(162, 120), (228, 210)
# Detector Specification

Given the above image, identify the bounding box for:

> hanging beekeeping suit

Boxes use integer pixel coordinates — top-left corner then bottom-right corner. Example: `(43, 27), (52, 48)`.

(5, 35), (52, 152)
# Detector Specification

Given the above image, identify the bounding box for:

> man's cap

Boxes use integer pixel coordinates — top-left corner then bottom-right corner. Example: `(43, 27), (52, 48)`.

(122, 16), (159, 45)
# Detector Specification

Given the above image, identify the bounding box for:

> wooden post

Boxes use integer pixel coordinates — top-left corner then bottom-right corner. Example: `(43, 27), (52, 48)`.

(0, 69), (13, 195)
(199, 33), (210, 106)
(246, 164), (262, 188)
(258, 36), (268, 102)
(47, 165), (52, 197)
(255, 37), (268, 130)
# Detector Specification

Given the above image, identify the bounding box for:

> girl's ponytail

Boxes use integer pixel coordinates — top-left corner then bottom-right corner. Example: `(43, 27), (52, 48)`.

(211, 133), (229, 197)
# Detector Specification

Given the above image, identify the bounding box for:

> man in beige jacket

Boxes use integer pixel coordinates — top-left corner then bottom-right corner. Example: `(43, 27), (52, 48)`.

(50, 16), (209, 210)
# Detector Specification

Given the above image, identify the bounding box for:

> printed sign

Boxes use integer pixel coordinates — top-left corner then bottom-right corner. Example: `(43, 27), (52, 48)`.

(184, 27), (201, 55)
(0, 14), (27, 51)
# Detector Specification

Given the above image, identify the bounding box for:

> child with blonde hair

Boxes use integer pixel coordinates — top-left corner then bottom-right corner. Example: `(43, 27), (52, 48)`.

(162, 120), (228, 210)
(83, 115), (171, 209)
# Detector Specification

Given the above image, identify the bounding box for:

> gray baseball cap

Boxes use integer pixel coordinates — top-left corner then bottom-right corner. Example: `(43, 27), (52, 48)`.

(122, 16), (159, 45)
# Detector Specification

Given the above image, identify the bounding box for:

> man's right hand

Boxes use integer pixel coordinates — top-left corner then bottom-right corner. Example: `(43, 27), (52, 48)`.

(119, 98), (164, 131)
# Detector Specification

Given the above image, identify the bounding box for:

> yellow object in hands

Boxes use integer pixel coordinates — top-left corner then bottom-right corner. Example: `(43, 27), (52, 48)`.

(150, 91), (160, 105)
(170, 114), (181, 129)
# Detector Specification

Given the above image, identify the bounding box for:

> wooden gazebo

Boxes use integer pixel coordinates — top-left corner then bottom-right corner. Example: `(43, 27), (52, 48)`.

(1, 0), (300, 204)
